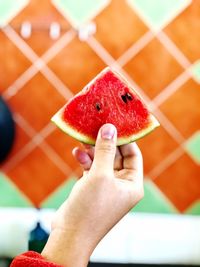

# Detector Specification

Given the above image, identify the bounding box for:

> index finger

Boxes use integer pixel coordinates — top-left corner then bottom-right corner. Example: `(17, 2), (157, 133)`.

(83, 144), (95, 160)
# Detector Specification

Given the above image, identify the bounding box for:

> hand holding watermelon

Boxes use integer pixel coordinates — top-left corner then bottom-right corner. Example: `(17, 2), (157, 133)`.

(42, 124), (143, 267)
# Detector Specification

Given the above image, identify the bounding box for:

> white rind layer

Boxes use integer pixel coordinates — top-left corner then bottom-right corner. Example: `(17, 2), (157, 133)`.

(51, 108), (160, 146)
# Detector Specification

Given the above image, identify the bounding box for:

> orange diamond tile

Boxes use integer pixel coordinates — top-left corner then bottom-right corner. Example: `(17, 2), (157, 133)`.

(48, 36), (106, 94)
(94, 0), (148, 59)
(0, 30), (31, 92)
(45, 128), (82, 177)
(159, 79), (200, 139)
(7, 73), (66, 132)
(6, 146), (69, 206)
(154, 153), (200, 212)
(165, 1), (200, 63)
(137, 125), (178, 174)
(0, 121), (31, 167)
(124, 38), (183, 98)
(10, 0), (71, 56)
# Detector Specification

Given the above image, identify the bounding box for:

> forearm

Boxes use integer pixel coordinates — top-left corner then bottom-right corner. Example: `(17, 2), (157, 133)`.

(41, 228), (93, 267)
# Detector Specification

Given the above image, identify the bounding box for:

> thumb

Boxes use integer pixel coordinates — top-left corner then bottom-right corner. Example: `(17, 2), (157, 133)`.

(90, 124), (117, 176)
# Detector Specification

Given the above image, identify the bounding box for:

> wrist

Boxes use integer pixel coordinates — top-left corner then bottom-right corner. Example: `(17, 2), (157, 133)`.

(42, 228), (93, 267)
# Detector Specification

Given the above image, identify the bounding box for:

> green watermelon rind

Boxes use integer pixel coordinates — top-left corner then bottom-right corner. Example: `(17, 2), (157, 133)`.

(51, 108), (160, 146)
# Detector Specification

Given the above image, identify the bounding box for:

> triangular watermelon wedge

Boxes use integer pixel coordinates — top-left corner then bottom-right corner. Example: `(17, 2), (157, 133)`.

(52, 67), (159, 146)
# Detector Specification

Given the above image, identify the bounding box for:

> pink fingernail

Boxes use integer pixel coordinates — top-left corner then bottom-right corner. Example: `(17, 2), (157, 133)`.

(101, 124), (115, 140)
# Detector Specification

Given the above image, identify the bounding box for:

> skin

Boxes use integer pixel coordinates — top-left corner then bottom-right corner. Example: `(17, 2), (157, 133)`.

(42, 124), (144, 267)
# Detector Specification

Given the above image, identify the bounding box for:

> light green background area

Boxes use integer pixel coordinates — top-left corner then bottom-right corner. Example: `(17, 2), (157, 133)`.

(190, 61), (200, 83)
(0, 0), (28, 26)
(0, 0), (109, 27)
(42, 178), (178, 213)
(185, 131), (200, 164)
(128, 0), (189, 30)
(0, 173), (32, 207)
(1, 172), (200, 215)
(132, 180), (178, 214)
(52, 0), (109, 27)
(41, 178), (77, 209)
(185, 201), (200, 215)
(0, 0), (190, 30)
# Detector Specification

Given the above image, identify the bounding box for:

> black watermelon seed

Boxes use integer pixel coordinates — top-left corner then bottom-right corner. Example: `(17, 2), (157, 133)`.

(121, 95), (128, 103)
(95, 103), (101, 111)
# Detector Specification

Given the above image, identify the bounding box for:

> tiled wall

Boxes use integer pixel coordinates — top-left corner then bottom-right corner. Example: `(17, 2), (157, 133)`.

(0, 0), (200, 214)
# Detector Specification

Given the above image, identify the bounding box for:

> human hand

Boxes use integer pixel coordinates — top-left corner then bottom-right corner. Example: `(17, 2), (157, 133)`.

(42, 124), (144, 267)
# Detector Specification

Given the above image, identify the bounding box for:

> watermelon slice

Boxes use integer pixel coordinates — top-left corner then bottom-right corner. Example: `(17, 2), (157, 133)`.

(52, 67), (159, 146)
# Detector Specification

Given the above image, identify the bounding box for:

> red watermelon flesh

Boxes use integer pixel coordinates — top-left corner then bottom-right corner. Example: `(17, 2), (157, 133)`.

(52, 67), (159, 145)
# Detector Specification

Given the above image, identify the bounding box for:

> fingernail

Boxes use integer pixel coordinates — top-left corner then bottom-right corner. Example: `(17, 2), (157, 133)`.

(101, 124), (115, 140)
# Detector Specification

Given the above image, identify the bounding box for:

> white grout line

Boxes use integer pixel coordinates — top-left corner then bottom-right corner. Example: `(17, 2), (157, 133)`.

(14, 113), (44, 147)
(117, 31), (154, 66)
(2, 25), (38, 62)
(14, 113), (36, 137)
(14, 109), (56, 140)
(152, 109), (185, 144)
(1, 142), (36, 173)
(86, 36), (117, 66)
(157, 31), (191, 69)
(15, 114), (57, 145)
(2, 65), (39, 100)
(40, 67), (73, 99)
(141, 30), (195, 108)
(148, 146), (184, 180)
(40, 142), (71, 175)
(152, 70), (190, 106)
(38, 123), (57, 139)
(2, 25), (74, 100)
(41, 29), (76, 62)
(4, 114), (73, 175)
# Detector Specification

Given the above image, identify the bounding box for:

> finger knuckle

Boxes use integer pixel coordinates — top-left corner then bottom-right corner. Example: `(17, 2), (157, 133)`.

(89, 169), (111, 181)
(98, 142), (115, 154)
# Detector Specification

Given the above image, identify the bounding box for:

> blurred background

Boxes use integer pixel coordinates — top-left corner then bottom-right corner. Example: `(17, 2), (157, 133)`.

(0, 0), (200, 266)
